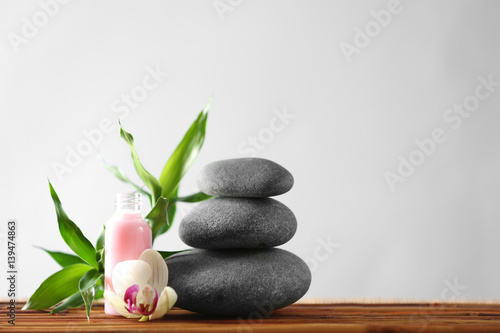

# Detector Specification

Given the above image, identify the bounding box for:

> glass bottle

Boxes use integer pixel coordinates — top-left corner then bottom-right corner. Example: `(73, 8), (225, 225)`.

(104, 192), (152, 315)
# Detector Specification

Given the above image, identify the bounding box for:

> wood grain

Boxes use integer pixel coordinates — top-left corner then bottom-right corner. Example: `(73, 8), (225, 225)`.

(2, 301), (500, 332)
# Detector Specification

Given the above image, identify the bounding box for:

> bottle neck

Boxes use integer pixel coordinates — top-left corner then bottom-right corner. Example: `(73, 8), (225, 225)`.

(115, 193), (142, 214)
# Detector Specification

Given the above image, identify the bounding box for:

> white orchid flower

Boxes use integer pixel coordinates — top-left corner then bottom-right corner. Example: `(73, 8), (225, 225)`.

(104, 249), (177, 321)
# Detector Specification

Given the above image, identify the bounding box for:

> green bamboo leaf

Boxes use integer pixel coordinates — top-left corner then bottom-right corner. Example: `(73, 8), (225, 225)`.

(81, 289), (94, 322)
(36, 246), (87, 268)
(50, 291), (84, 314)
(95, 287), (104, 300)
(48, 181), (98, 269)
(95, 275), (104, 300)
(96, 248), (105, 274)
(79, 269), (102, 321)
(170, 191), (211, 205)
(96, 224), (105, 252)
(98, 155), (152, 204)
(157, 250), (187, 260)
(119, 121), (163, 203)
(168, 204), (176, 225)
(145, 197), (169, 243)
(50, 270), (104, 314)
(158, 99), (210, 198)
(156, 188), (178, 237)
(23, 264), (92, 310)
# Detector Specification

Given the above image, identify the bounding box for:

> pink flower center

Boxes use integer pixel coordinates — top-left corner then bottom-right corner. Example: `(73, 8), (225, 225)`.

(124, 284), (159, 316)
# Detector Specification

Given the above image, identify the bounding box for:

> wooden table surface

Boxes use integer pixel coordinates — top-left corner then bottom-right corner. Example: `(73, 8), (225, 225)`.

(3, 300), (500, 332)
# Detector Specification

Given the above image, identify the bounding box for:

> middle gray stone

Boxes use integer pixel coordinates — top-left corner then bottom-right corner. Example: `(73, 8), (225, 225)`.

(179, 197), (297, 249)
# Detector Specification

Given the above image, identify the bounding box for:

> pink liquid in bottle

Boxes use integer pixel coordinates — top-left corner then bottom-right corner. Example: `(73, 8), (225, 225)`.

(104, 193), (152, 315)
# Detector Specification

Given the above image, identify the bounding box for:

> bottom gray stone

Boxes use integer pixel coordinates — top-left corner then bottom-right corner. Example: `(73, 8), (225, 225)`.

(166, 248), (311, 316)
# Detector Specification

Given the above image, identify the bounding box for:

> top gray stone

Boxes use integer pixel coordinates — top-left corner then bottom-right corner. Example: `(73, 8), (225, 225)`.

(197, 158), (294, 197)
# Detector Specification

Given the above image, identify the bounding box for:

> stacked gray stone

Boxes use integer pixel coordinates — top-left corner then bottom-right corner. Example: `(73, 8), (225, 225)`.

(167, 158), (312, 316)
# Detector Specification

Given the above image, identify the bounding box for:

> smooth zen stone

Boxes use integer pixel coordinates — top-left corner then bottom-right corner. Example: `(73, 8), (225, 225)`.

(166, 248), (311, 316)
(197, 158), (294, 197)
(179, 197), (297, 249)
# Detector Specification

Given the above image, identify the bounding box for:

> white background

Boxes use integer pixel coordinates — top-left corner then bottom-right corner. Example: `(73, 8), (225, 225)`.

(1, 0), (499, 301)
